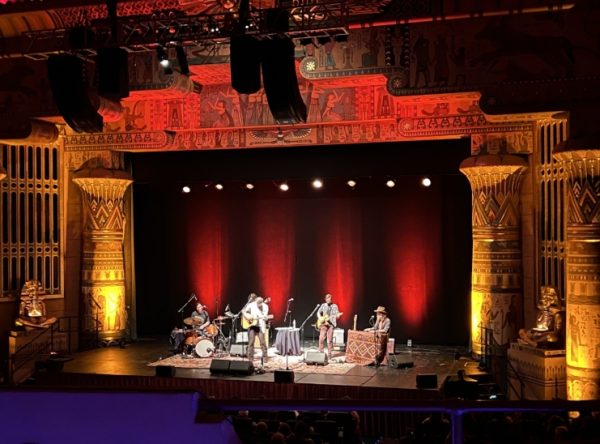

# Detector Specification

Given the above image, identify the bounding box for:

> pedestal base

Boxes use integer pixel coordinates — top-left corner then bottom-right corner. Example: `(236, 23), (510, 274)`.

(507, 342), (566, 400)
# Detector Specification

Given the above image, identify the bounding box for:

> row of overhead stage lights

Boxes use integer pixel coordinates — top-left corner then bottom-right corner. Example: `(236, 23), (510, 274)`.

(181, 177), (432, 194)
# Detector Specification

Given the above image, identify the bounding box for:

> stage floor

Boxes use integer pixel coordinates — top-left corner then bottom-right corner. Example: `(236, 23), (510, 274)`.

(37, 337), (473, 396)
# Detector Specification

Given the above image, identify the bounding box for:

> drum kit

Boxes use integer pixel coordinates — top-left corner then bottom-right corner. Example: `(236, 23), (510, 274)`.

(178, 315), (232, 358)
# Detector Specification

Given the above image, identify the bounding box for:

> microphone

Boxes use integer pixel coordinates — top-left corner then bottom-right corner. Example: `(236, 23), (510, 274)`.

(192, 293), (197, 300)
(369, 315), (375, 322)
(288, 298), (294, 301)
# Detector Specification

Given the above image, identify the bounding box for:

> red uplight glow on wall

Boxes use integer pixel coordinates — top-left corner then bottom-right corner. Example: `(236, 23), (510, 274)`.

(186, 199), (229, 313)
(254, 199), (295, 318)
(318, 199), (362, 321)
(386, 188), (442, 331)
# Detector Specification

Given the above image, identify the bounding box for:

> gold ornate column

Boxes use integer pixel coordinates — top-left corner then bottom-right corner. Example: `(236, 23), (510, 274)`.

(73, 167), (133, 344)
(460, 154), (528, 356)
(553, 146), (600, 400)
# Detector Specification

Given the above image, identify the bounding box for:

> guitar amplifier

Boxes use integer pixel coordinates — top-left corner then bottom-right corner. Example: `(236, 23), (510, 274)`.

(332, 328), (345, 347)
(230, 344), (248, 356)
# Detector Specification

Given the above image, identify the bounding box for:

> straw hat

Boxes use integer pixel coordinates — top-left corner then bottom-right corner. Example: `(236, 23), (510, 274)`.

(374, 306), (387, 314)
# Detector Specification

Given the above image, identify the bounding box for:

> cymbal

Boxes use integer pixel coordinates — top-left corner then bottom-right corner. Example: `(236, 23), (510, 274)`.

(183, 317), (202, 326)
(213, 320), (226, 325)
(214, 316), (230, 321)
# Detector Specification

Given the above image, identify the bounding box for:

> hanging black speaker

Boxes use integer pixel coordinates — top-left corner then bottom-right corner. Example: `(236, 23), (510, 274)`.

(97, 47), (129, 100)
(47, 55), (103, 133)
(261, 36), (307, 125)
(230, 35), (262, 94)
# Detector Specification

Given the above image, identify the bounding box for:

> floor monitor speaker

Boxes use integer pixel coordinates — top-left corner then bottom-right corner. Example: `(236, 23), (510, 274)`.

(274, 370), (295, 383)
(388, 354), (414, 369)
(305, 351), (328, 366)
(229, 360), (254, 376)
(417, 373), (438, 389)
(209, 359), (231, 375)
(155, 365), (176, 377)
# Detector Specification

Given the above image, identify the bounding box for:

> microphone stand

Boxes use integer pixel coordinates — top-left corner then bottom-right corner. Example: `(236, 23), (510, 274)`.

(283, 299), (293, 326)
(299, 304), (321, 352)
(177, 293), (196, 326)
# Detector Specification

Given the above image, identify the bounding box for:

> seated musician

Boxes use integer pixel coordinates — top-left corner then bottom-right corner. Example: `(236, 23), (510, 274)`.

(14, 280), (57, 330)
(518, 286), (564, 348)
(364, 306), (391, 366)
(191, 302), (211, 335)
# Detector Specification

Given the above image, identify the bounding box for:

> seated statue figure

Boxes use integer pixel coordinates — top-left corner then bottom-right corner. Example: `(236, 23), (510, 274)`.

(518, 285), (564, 348)
(14, 280), (57, 330)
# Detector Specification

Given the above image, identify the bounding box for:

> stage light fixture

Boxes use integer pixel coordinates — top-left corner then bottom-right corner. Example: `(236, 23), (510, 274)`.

(175, 45), (190, 76)
(181, 186), (191, 193)
(386, 179), (396, 188)
(312, 179), (323, 189)
(215, 183), (224, 190)
(347, 180), (356, 188)
(245, 183), (254, 190)
(156, 46), (173, 74)
(421, 177), (432, 187)
(279, 183), (290, 191)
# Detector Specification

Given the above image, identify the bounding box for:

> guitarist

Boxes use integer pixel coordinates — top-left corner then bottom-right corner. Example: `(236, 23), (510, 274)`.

(317, 293), (341, 359)
(243, 296), (270, 363)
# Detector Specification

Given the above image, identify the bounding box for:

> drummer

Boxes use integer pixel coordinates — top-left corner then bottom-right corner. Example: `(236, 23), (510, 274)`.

(190, 302), (211, 335)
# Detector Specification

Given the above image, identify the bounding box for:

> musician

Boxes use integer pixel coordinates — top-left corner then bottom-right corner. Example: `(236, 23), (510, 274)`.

(244, 296), (269, 362)
(317, 293), (341, 359)
(365, 306), (391, 366)
(191, 302), (211, 334)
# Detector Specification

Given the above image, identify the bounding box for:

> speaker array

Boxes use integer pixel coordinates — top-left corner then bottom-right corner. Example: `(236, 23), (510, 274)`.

(230, 8), (307, 124)
(47, 55), (103, 133)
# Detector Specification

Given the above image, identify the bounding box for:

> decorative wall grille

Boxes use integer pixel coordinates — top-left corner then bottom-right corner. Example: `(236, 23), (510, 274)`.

(1, 144), (61, 298)
(537, 120), (567, 302)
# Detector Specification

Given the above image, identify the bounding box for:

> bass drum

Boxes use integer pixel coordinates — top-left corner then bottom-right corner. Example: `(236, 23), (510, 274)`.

(195, 339), (214, 358)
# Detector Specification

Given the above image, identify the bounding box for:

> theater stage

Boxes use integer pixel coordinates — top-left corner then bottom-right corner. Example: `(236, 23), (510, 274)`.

(32, 337), (473, 402)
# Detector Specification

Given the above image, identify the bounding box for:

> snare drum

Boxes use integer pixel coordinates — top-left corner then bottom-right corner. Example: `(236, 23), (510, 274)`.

(195, 339), (214, 358)
(205, 323), (219, 337)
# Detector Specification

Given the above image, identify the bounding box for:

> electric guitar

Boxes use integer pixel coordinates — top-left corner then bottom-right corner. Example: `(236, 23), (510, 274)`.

(241, 297), (272, 329)
(316, 312), (343, 330)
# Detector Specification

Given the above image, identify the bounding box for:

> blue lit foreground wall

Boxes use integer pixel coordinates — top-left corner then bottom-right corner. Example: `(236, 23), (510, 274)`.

(0, 391), (241, 444)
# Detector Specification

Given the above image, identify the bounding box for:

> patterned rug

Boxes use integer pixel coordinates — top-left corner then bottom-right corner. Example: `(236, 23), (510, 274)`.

(148, 354), (355, 375)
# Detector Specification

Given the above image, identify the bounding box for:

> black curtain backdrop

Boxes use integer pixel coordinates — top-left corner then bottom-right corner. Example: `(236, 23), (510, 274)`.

(131, 141), (472, 345)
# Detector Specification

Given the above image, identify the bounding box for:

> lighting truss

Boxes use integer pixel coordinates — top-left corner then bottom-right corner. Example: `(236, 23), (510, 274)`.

(18, 0), (349, 59)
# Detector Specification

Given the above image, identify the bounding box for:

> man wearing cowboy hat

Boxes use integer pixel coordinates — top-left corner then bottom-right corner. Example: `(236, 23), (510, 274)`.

(365, 306), (391, 366)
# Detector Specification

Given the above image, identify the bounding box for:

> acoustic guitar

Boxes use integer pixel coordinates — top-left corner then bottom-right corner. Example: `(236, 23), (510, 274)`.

(316, 312), (343, 330)
(241, 297), (272, 329)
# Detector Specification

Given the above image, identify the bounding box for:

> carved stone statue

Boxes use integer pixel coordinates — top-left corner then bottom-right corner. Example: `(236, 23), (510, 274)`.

(14, 280), (57, 330)
(518, 285), (564, 348)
